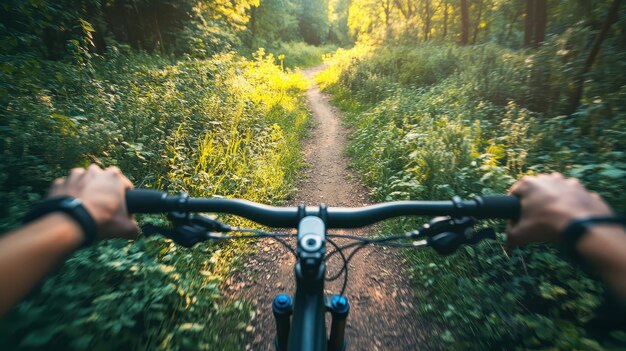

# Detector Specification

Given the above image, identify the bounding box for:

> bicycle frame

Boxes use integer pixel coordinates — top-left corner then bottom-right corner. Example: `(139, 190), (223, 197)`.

(287, 215), (329, 351)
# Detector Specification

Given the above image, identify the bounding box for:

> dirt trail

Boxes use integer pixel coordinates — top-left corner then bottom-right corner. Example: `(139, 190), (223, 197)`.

(228, 65), (429, 350)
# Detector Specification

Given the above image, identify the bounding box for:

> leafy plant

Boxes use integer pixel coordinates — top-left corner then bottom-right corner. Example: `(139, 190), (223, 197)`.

(0, 41), (309, 350)
(319, 42), (626, 349)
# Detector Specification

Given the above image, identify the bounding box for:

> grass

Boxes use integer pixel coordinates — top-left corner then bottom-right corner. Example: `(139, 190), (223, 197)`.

(0, 48), (310, 350)
(318, 43), (626, 350)
(241, 42), (339, 70)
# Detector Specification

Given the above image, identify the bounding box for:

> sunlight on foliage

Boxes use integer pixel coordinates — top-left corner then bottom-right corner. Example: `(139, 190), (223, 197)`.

(0, 46), (309, 349)
(319, 42), (626, 350)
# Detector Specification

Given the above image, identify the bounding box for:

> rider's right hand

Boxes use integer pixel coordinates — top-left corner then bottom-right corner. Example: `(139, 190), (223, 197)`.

(506, 172), (613, 246)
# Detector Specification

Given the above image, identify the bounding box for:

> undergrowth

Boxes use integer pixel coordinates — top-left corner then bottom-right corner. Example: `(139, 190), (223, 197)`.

(0, 47), (309, 349)
(319, 43), (626, 349)
(241, 42), (338, 69)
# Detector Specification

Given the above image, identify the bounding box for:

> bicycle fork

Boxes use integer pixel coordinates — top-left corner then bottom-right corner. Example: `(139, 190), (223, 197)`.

(273, 214), (350, 351)
(272, 293), (350, 351)
(327, 295), (350, 351)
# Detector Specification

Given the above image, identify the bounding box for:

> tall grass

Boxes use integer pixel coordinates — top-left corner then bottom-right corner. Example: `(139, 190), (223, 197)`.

(241, 42), (339, 69)
(0, 49), (309, 349)
(319, 43), (626, 349)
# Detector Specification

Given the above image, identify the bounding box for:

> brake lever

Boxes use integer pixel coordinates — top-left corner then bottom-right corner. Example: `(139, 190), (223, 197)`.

(140, 212), (233, 248)
(409, 216), (475, 239)
(412, 216), (497, 256)
(168, 212), (233, 233)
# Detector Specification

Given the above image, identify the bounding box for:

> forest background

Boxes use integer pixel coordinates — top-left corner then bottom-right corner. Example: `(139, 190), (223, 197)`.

(1, 0), (625, 350)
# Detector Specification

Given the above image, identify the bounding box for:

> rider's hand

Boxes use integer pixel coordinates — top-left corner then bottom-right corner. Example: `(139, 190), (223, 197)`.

(506, 172), (613, 246)
(48, 164), (138, 240)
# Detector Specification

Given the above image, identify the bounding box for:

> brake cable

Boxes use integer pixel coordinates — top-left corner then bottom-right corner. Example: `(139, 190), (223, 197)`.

(142, 212), (497, 297)
(325, 237), (350, 296)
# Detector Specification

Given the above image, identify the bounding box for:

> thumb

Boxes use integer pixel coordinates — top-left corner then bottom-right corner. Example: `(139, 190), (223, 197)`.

(506, 221), (531, 247)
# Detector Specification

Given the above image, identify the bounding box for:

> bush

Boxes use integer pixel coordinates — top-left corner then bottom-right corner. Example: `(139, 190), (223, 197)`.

(319, 43), (626, 349)
(0, 47), (309, 349)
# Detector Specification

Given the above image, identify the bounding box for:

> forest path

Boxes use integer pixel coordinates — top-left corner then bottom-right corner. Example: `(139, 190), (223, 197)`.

(228, 65), (429, 350)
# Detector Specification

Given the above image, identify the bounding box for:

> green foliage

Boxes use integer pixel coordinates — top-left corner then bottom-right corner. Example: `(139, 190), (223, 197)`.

(298, 0), (331, 45)
(0, 238), (249, 350)
(319, 42), (626, 349)
(243, 0), (350, 48)
(0, 44), (309, 348)
(244, 0), (301, 46)
(271, 42), (338, 68)
(328, 0), (352, 46)
(0, 0), (260, 59)
(345, 0), (624, 49)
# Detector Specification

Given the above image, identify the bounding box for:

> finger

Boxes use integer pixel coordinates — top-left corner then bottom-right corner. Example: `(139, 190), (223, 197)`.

(509, 176), (533, 196)
(88, 164), (102, 172)
(118, 173), (134, 189)
(67, 167), (86, 182)
(48, 177), (66, 196)
(566, 177), (581, 186)
(105, 166), (122, 176)
(508, 177), (525, 195)
(506, 222), (531, 247)
(550, 172), (564, 179)
(84, 164), (103, 177)
(121, 218), (140, 239)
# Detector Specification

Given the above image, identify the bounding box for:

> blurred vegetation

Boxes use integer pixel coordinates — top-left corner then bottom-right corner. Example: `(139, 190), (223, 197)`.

(239, 42), (338, 69)
(0, 46), (309, 349)
(2, 0), (626, 349)
(0, 0), (313, 349)
(318, 0), (626, 349)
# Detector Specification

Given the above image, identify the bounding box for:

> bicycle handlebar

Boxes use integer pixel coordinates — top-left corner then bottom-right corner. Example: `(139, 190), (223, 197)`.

(126, 189), (520, 228)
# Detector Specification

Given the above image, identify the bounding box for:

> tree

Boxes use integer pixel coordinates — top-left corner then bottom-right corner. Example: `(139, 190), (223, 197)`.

(328, 0), (352, 44)
(472, 0), (485, 44)
(394, 0), (417, 24)
(524, 0), (547, 48)
(524, 0), (535, 47)
(460, 0), (469, 45)
(382, 0), (394, 39)
(299, 0), (330, 45)
(442, 0), (449, 38)
(565, 0), (623, 115)
(417, 0), (436, 41)
(533, 0), (547, 47)
(246, 0), (299, 45)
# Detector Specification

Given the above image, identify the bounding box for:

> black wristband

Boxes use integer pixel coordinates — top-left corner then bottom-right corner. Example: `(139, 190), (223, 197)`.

(561, 216), (626, 259)
(23, 196), (98, 248)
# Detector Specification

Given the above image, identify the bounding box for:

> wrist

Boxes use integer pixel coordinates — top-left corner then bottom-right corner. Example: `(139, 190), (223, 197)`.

(559, 216), (625, 261)
(576, 224), (626, 300)
(33, 214), (85, 254)
(577, 225), (626, 256)
(23, 196), (99, 247)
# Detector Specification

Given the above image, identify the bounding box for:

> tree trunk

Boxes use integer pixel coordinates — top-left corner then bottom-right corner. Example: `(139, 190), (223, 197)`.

(565, 0), (623, 115)
(383, 0), (392, 38)
(524, 0), (535, 47)
(533, 0), (547, 47)
(460, 0), (469, 45)
(249, 5), (257, 41)
(153, 11), (164, 54)
(443, 0), (449, 38)
(504, 7), (523, 43)
(424, 1), (432, 41)
(472, 0), (484, 44)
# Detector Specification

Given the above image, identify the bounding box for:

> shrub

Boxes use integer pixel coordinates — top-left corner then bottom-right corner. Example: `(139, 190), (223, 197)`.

(0, 47), (309, 349)
(319, 43), (626, 349)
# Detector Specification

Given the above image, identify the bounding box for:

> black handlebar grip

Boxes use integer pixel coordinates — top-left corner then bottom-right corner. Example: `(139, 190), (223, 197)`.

(126, 189), (168, 214)
(477, 195), (521, 220)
